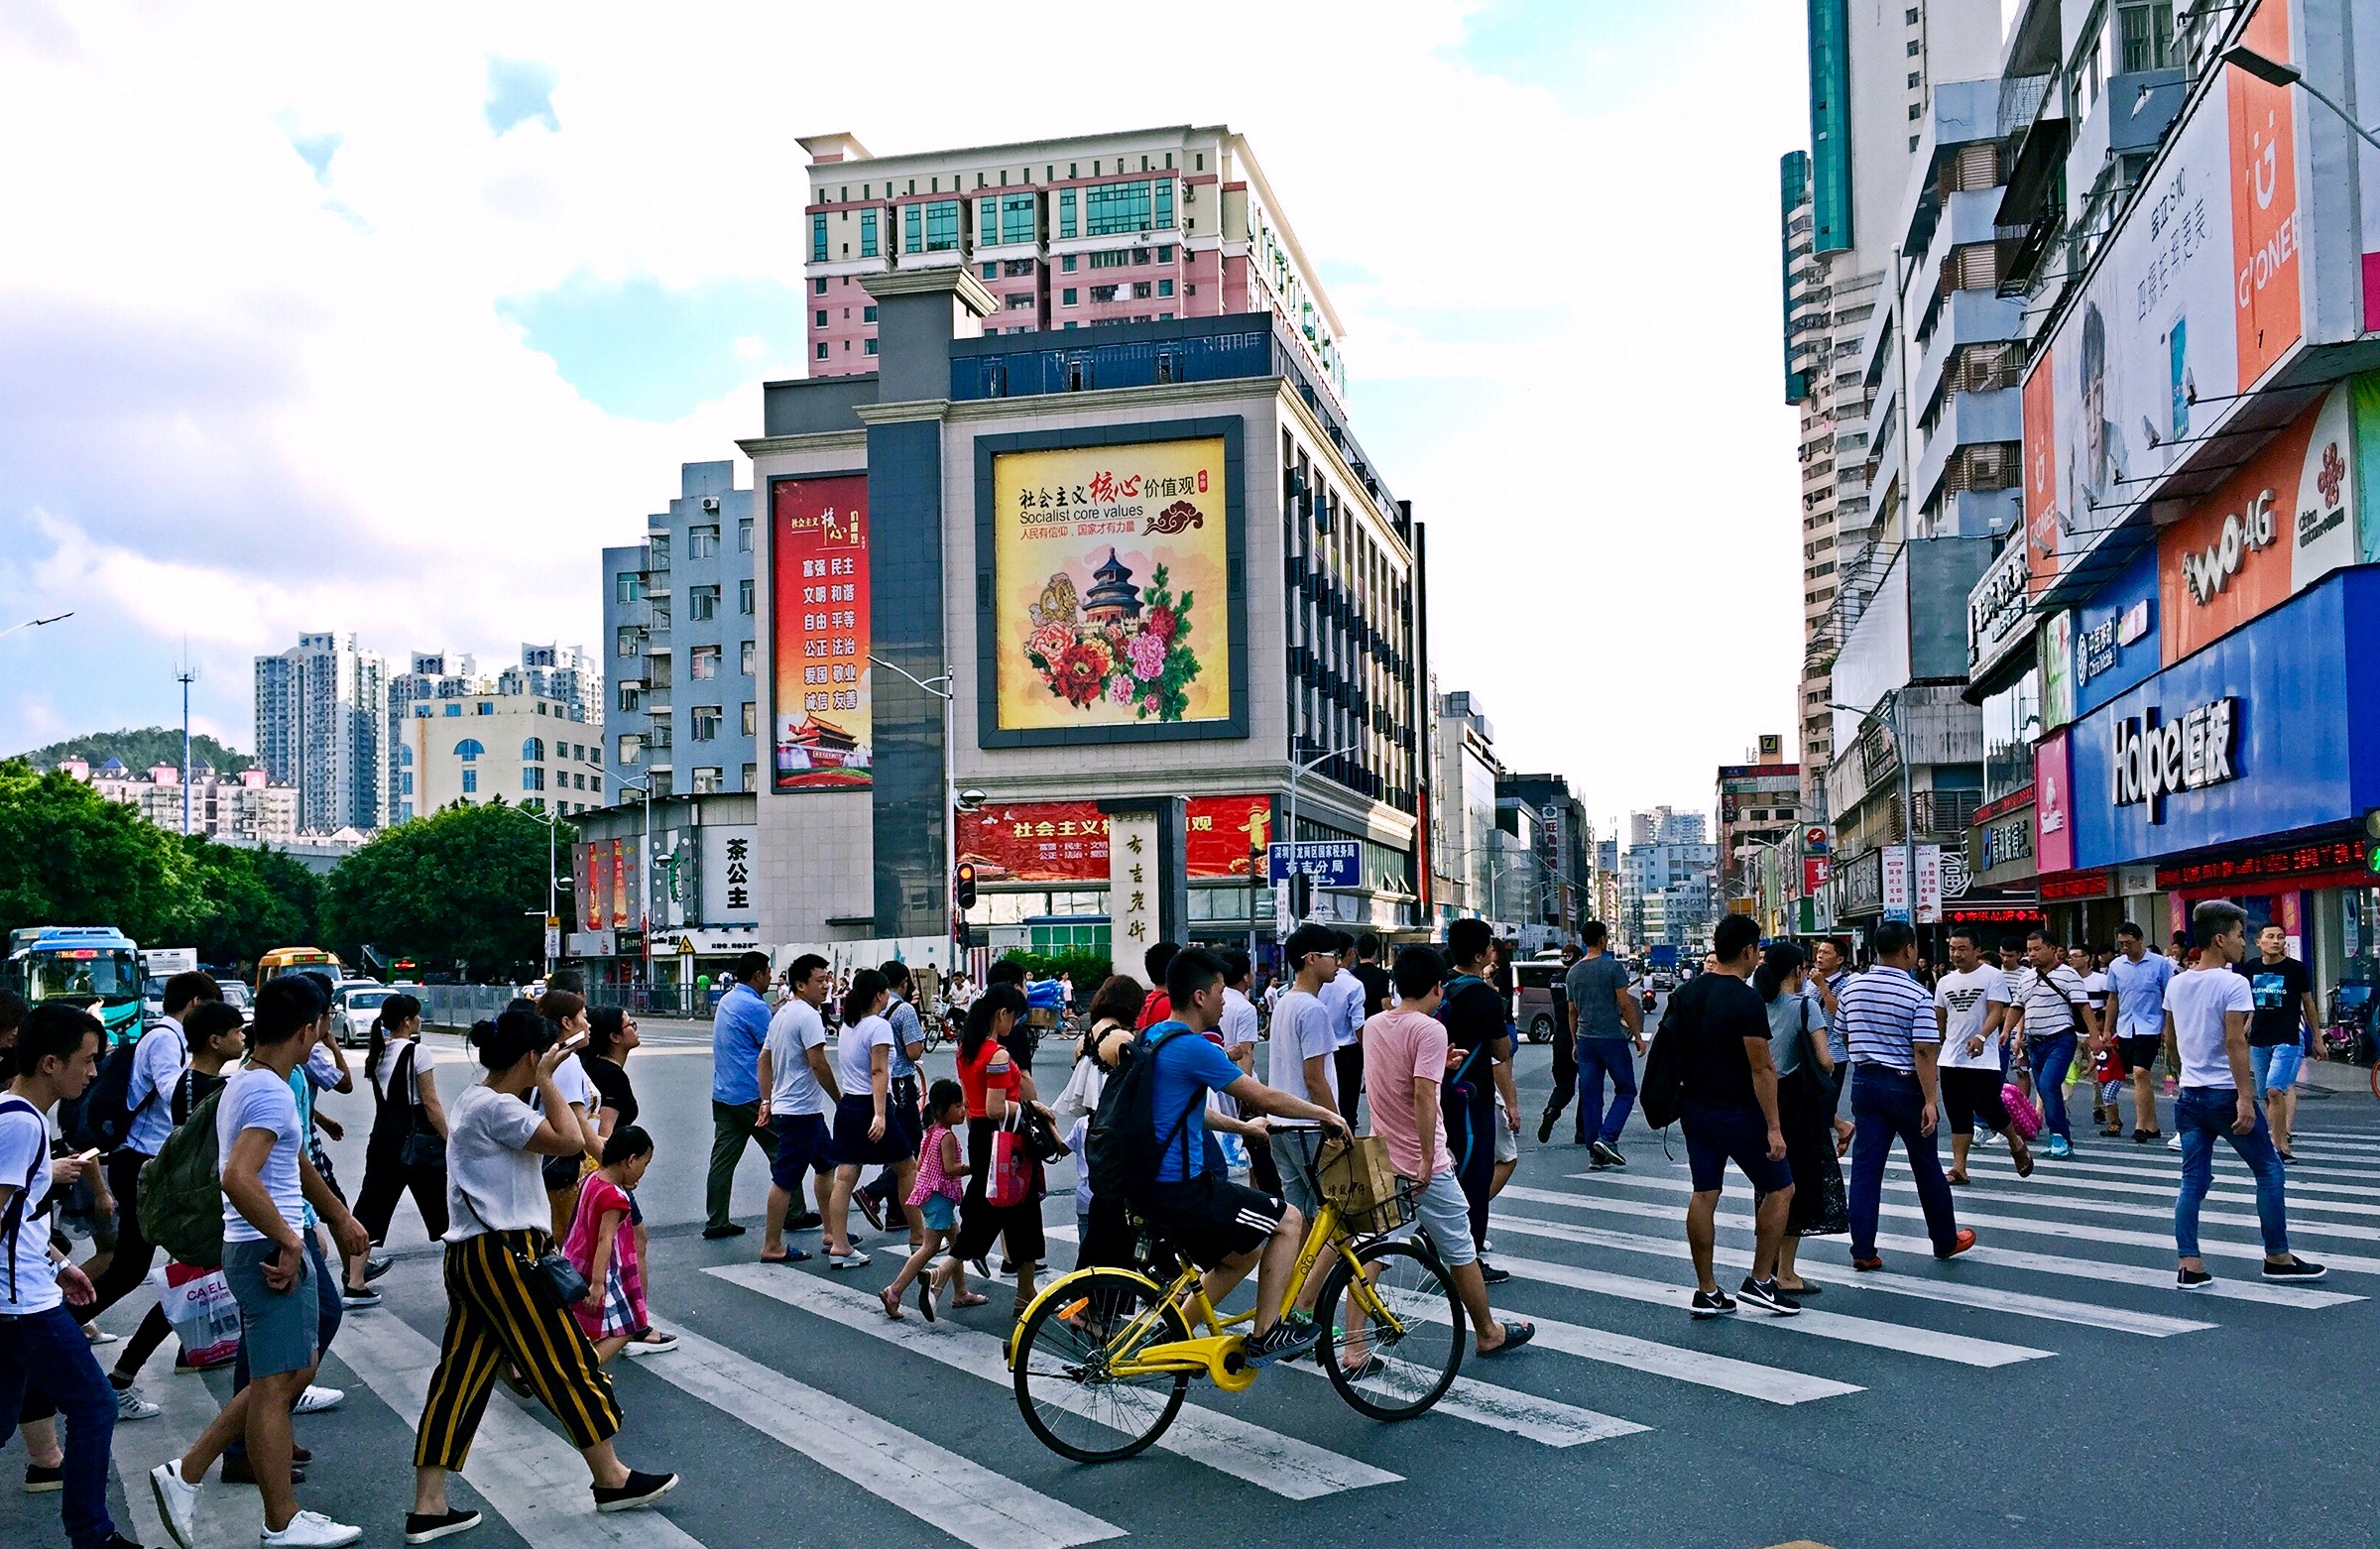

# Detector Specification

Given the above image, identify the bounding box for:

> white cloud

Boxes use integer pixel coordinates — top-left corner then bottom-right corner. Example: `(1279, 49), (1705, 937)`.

(0, 0), (1809, 825)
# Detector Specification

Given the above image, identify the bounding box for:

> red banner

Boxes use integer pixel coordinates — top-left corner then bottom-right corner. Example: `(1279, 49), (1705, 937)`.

(772, 474), (872, 791)
(958, 796), (1270, 884)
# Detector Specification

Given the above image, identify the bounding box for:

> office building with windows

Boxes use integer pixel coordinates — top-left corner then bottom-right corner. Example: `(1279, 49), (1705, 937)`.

(602, 461), (761, 804)
(799, 127), (1346, 407)
(397, 682), (602, 819)
(254, 632), (388, 835)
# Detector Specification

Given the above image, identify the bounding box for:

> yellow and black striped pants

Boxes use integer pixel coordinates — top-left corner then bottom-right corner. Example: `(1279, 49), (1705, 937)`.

(414, 1230), (622, 1471)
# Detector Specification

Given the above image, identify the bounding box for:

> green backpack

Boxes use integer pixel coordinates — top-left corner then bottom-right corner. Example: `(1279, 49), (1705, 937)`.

(139, 1087), (226, 1270)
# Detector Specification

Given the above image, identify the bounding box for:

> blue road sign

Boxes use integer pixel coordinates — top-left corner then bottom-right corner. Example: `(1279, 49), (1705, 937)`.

(1267, 841), (1362, 887)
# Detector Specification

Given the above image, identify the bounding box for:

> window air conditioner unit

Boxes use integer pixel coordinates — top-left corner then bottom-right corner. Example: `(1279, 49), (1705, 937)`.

(701, 497), (721, 513)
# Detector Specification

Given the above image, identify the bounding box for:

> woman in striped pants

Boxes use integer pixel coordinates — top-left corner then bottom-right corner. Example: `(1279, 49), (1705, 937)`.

(405, 1011), (676, 1545)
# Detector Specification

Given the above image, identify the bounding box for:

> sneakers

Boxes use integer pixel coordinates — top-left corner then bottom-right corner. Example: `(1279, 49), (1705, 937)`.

(2177, 1266), (2216, 1291)
(150, 1462), (200, 1549)
(592, 1470), (679, 1513)
(339, 1286), (383, 1310)
(1589, 1140), (1627, 1168)
(2167, 1132), (2183, 1152)
(404, 1508), (483, 1544)
(25, 1463), (62, 1492)
(1535, 1110), (1557, 1144)
(261, 1508), (363, 1547)
(700, 1223), (747, 1241)
(625, 1329), (679, 1357)
(2263, 1257), (2328, 1282)
(292, 1384), (345, 1415)
(2045, 1134), (2073, 1159)
(785, 1211), (823, 1233)
(1477, 1263), (1511, 1285)
(1936, 1229), (1978, 1260)
(1849, 1254), (1884, 1271)
(116, 1384), (162, 1421)
(1735, 1276), (1802, 1316)
(1689, 1287), (1738, 1318)
(854, 1190), (886, 1233)
(1245, 1320), (1321, 1367)
(363, 1253), (395, 1282)
(826, 1250), (872, 1270)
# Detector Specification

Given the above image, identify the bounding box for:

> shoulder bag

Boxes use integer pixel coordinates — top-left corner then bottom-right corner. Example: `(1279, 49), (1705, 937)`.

(453, 1174), (588, 1313)
(396, 1044), (446, 1171)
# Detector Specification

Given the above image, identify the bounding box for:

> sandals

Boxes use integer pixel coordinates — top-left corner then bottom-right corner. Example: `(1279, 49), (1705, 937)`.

(2133, 1130), (2163, 1143)
(952, 1291), (990, 1309)
(1478, 1320), (1535, 1357)
(1946, 1169), (1969, 1185)
(878, 1286), (906, 1321)
(2099, 1125), (2125, 1138)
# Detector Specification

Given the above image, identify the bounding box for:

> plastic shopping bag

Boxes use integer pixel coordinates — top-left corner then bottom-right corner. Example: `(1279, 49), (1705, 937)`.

(987, 1111), (1034, 1209)
(154, 1262), (242, 1368)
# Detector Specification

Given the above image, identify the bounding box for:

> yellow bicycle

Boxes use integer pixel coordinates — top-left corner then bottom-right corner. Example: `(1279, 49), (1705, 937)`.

(1008, 1178), (1462, 1462)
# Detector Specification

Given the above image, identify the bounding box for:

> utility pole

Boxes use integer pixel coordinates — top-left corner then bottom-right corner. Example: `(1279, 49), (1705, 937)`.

(177, 655), (198, 836)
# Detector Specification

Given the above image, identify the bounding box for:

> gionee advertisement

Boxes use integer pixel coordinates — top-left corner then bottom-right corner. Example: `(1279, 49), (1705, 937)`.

(958, 795), (1271, 884)
(990, 437), (1233, 733)
(771, 474), (872, 792)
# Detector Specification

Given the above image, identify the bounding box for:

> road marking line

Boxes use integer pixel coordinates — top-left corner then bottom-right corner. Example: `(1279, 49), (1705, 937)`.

(1880, 1160), (2380, 1240)
(116, 1316), (252, 1547)
(644, 1328), (1122, 1549)
(1035, 1223), (1646, 1447)
(705, 1262), (1400, 1498)
(334, 1307), (705, 1549)
(1488, 1196), (2208, 1337)
(1966, 1149), (2379, 1190)
(1530, 1184), (2359, 1308)
(1944, 1154), (2380, 1209)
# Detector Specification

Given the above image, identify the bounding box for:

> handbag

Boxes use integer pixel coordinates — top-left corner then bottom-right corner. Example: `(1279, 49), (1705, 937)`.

(454, 1179), (589, 1313)
(395, 1045), (446, 1170)
(986, 1108), (1034, 1209)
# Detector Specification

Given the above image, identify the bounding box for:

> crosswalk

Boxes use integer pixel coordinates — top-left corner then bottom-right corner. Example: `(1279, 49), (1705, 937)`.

(38, 1120), (2376, 1549)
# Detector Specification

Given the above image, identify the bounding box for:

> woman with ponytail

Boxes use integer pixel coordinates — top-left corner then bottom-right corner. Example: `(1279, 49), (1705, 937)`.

(342, 993), (446, 1307)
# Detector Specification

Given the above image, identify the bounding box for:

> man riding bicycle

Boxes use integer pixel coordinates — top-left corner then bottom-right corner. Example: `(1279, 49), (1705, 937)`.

(1107, 947), (1352, 1367)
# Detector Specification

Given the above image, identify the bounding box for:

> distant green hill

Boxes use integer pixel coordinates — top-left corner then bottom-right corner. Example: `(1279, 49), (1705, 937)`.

(14, 727), (253, 774)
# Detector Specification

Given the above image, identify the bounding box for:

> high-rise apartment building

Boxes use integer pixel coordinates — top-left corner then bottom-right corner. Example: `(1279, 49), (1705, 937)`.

(1431, 691), (1505, 926)
(254, 632), (387, 834)
(798, 127), (1346, 406)
(60, 759), (299, 847)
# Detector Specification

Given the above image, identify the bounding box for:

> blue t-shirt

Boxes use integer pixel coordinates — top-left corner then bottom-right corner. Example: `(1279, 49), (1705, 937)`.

(1147, 1023), (1242, 1185)
(886, 995), (922, 1080)
(711, 983), (772, 1104)
(2107, 950), (2175, 1039)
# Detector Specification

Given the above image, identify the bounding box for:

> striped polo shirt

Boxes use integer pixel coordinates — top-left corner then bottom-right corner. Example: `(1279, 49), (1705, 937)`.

(1836, 966), (1935, 1074)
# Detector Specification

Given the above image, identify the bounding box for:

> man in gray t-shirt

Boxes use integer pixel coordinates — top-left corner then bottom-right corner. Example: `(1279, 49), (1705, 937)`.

(1563, 923), (1643, 1162)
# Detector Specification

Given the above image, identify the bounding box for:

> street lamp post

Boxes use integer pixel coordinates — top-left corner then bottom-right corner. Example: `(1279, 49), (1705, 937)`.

(1281, 742), (1358, 940)
(869, 655), (958, 957)
(524, 804), (563, 980)
(1828, 694), (1918, 935)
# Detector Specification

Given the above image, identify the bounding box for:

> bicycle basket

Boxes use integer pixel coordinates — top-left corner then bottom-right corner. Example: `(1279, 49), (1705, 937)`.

(1315, 1135), (1410, 1233)
(1338, 1176), (1421, 1237)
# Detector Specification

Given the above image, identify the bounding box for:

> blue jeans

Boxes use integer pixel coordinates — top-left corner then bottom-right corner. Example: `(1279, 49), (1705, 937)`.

(225, 1232), (343, 1464)
(0, 1303), (119, 1549)
(1574, 1038), (1637, 1145)
(2028, 1030), (2078, 1138)
(1846, 1065), (1960, 1259)
(2176, 1087), (2290, 1260)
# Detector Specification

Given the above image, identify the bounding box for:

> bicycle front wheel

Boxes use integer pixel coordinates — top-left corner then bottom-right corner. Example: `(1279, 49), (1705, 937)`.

(1315, 1238), (1464, 1421)
(1012, 1269), (1191, 1463)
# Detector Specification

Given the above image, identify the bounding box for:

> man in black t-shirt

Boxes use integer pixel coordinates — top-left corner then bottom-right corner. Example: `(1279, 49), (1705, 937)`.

(1669, 914), (1797, 1318)
(2237, 924), (2321, 1157)
(1441, 919), (1517, 1285)
(1351, 934), (1393, 1020)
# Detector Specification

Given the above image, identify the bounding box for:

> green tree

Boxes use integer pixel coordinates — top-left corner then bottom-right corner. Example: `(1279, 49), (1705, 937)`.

(174, 840), (322, 968)
(319, 801), (570, 982)
(13, 727), (250, 774)
(0, 760), (201, 944)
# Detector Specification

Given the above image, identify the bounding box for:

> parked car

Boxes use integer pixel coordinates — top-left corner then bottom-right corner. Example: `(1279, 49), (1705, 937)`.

(219, 980), (253, 1019)
(1512, 955), (1568, 1044)
(331, 980), (394, 1047)
(139, 976), (168, 1027)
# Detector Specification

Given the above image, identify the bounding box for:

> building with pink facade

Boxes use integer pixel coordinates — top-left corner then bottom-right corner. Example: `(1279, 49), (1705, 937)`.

(799, 126), (1347, 405)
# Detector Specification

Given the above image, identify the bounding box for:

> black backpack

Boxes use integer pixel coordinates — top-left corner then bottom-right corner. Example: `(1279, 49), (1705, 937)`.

(1085, 1022), (1206, 1206)
(1637, 992), (1688, 1130)
(64, 1027), (172, 1155)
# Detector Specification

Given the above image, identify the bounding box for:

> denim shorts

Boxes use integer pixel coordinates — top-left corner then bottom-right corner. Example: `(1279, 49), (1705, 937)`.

(2251, 1041), (2305, 1096)
(221, 1237), (317, 1378)
(1409, 1170), (1478, 1268)
(918, 1194), (957, 1232)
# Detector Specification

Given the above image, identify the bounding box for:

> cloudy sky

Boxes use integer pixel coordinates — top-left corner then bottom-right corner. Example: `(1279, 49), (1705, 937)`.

(0, 0), (1808, 831)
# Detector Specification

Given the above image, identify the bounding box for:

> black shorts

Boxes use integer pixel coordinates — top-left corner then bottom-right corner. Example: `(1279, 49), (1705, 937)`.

(2117, 1035), (2163, 1075)
(1679, 1098), (1792, 1194)
(1939, 1066), (2010, 1134)
(1140, 1172), (1286, 1271)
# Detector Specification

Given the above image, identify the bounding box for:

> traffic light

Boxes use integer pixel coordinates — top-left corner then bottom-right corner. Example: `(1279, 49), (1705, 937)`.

(955, 862), (978, 909)
(1288, 872), (1312, 919)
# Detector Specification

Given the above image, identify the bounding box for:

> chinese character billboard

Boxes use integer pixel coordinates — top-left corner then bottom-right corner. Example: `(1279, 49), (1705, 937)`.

(990, 437), (1234, 733)
(771, 474), (872, 792)
(959, 796), (1270, 885)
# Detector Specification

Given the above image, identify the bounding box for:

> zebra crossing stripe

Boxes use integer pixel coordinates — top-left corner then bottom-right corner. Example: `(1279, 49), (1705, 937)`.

(705, 1262), (1400, 1498)
(644, 1327), (1125, 1549)
(1929, 1155), (2380, 1221)
(2026, 1149), (2378, 1189)
(1529, 1184), (2359, 1308)
(1502, 1309), (1861, 1404)
(1488, 1197), (2211, 1337)
(2281, 1129), (2380, 1147)
(1880, 1160), (2380, 1242)
(1035, 1223), (1646, 1447)
(332, 1302), (707, 1549)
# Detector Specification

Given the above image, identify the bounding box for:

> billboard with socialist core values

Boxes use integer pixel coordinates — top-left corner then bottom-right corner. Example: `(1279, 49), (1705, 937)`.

(959, 795), (1272, 884)
(991, 437), (1233, 732)
(771, 474), (872, 792)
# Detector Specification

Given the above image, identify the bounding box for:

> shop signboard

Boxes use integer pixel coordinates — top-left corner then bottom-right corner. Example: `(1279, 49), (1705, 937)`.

(982, 427), (1242, 743)
(770, 473), (872, 792)
(2035, 730), (2075, 875)
(700, 825), (759, 925)
(958, 795), (1269, 884)
(2073, 545), (2163, 718)
(574, 843), (601, 930)
(1267, 841), (1363, 888)
(1835, 849), (1881, 916)
(2068, 567), (2380, 870)
(2040, 610), (2076, 731)
(1914, 844), (1944, 925)
(2116, 864), (2159, 897)
(2023, 5), (2306, 597)
(1109, 810), (1161, 953)
(1880, 846), (1911, 922)
(1968, 537), (2035, 674)
(1969, 803), (2036, 880)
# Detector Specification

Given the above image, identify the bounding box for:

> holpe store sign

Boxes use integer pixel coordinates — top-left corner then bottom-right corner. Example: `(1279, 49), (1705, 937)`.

(2066, 567), (2380, 869)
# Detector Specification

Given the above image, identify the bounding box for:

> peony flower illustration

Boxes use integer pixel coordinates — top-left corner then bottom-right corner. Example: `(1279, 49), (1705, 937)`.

(1105, 672), (1136, 706)
(1052, 639), (1113, 705)
(1144, 604), (1179, 644)
(1126, 632), (1167, 681)
(1026, 622), (1074, 664)
(1142, 693), (1160, 714)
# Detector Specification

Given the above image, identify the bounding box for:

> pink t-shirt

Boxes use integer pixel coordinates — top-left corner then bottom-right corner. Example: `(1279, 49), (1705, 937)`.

(1361, 1010), (1453, 1180)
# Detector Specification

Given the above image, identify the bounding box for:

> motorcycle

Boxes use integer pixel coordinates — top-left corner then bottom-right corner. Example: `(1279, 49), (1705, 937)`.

(2322, 982), (2374, 1065)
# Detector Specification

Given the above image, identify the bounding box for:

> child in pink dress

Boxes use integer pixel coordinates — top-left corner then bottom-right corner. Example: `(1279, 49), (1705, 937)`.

(883, 1082), (983, 1320)
(564, 1125), (654, 1364)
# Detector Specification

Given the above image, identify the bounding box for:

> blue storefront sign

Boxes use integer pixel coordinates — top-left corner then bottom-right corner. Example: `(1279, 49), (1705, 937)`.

(2071, 543), (2162, 719)
(2066, 566), (2380, 870)
(1267, 841), (1362, 887)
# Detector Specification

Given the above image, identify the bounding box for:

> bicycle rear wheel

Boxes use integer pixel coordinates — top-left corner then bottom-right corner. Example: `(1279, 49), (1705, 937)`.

(1314, 1238), (1463, 1421)
(1012, 1269), (1191, 1463)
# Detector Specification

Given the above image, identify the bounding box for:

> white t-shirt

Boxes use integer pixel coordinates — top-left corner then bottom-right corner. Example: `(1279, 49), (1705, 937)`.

(443, 1083), (550, 1240)
(2081, 970), (2109, 1009)
(216, 1067), (304, 1245)
(837, 1013), (895, 1098)
(126, 1017), (190, 1155)
(764, 998), (832, 1117)
(0, 1097), (60, 1314)
(1265, 989), (1339, 1127)
(1933, 965), (2011, 1071)
(2168, 967), (2255, 1091)
(1219, 987), (1259, 1055)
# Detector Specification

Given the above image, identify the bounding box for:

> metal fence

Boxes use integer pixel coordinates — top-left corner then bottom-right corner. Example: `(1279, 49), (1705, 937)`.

(416, 982), (725, 1027)
(417, 984), (534, 1028)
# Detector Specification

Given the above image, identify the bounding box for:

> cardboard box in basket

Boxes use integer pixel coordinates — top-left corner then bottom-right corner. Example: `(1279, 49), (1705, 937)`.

(1025, 1007), (1060, 1029)
(1315, 1134), (1398, 1217)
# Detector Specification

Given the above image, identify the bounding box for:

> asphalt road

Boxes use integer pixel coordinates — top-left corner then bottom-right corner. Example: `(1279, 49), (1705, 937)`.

(13, 1022), (2380, 1549)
